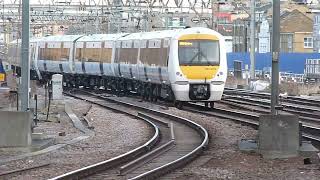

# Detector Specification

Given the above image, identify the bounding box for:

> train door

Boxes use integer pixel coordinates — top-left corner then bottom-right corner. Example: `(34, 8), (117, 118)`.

(30, 42), (42, 79)
(131, 39), (140, 80)
(137, 39), (147, 82)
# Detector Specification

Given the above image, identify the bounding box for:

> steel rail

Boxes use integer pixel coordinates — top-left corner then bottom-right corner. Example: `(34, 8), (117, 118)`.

(224, 94), (320, 113)
(79, 90), (209, 179)
(220, 98), (320, 123)
(221, 99), (320, 126)
(187, 103), (320, 143)
(224, 87), (320, 107)
(222, 94), (320, 125)
(49, 92), (161, 180)
(52, 90), (208, 179)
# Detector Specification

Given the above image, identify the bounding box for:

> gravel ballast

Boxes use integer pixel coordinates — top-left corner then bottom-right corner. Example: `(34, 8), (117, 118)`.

(0, 97), (152, 179)
(106, 95), (320, 180)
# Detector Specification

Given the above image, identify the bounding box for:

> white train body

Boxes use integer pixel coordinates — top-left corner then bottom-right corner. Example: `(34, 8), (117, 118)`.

(7, 27), (227, 104)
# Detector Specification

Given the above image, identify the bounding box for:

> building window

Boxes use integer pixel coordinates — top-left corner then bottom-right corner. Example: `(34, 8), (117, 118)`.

(304, 37), (313, 48)
(168, 17), (173, 26)
(179, 17), (185, 26)
(280, 33), (293, 52)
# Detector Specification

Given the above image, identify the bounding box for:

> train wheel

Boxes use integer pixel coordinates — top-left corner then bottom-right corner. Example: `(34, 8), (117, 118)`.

(210, 102), (215, 109)
(148, 86), (152, 101)
(150, 85), (158, 102)
(174, 101), (183, 109)
(143, 84), (148, 100)
(149, 85), (153, 102)
(204, 102), (209, 108)
(153, 86), (158, 102)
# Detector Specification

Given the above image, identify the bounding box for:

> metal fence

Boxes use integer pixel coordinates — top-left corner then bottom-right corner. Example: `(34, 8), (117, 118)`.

(305, 59), (320, 79)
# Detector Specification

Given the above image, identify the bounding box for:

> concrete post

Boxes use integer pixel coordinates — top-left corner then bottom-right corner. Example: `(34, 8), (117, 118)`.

(52, 74), (63, 100)
(250, 0), (256, 80)
(259, 115), (299, 159)
(20, 0), (30, 112)
(271, 0), (280, 115)
(0, 111), (32, 147)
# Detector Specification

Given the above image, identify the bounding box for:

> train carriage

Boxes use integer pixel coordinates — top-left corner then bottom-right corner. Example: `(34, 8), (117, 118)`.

(38, 35), (82, 74)
(74, 34), (127, 77)
(6, 27), (227, 108)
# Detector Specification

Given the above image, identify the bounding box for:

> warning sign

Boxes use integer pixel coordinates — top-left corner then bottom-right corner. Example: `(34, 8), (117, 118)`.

(0, 73), (5, 81)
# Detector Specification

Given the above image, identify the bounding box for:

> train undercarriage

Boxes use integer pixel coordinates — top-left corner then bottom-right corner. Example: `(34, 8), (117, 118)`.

(12, 65), (214, 109)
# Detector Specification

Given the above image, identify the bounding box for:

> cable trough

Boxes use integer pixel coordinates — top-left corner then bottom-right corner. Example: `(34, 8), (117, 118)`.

(50, 89), (208, 180)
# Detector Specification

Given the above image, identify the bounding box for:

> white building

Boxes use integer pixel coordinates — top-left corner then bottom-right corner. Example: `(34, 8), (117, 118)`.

(258, 20), (270, 53)
(313, 12), (320, 53)
(224, 36), (233, 53)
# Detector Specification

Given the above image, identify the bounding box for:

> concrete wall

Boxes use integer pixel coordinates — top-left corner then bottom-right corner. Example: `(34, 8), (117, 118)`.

(0, 111), (32, 147)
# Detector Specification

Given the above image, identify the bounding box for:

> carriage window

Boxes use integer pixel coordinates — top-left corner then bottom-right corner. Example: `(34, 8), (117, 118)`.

(178, 40), (219, 66)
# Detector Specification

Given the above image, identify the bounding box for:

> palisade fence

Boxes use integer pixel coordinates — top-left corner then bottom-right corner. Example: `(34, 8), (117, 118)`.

(305, 59), (320, 79)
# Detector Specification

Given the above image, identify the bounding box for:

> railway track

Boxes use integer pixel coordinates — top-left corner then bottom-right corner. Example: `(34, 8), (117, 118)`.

(185, 103), (320, 144)
(50, 86), (319, 180)
(67, 88), (320, 145)
(222, 88), (320, 126)
(50, 89), (208, 180)
(224, 87), (320, 108)
(220, 97), (320, 125)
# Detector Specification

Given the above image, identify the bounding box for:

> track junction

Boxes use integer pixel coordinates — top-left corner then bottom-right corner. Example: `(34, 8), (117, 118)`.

(46, 86), (320, 179)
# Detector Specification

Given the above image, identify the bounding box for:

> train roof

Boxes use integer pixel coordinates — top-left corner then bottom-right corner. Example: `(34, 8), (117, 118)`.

(77, 33), (128, 42)
(9, 37), (42, 44)
(118, 27), (223, 41)
(118, 29), (177, 41)
(39, 35), (84, 42)
(8, 27), (223, 45)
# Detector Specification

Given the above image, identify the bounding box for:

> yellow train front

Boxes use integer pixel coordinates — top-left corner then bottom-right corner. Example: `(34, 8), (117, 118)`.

(168, 27), (227, 108)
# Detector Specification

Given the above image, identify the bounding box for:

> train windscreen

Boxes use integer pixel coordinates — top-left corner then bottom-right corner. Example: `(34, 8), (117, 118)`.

(178, 40), (219, 66)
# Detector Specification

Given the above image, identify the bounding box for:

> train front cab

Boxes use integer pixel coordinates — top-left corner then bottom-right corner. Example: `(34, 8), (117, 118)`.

(169, 31), (227, 108)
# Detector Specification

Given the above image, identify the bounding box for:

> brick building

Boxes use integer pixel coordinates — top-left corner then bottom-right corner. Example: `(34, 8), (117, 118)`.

(280, 9), (314, 52)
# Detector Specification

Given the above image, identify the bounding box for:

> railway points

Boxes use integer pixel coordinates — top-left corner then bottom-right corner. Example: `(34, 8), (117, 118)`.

(1, 85), (320, 179)
(50, 89), (208, 179)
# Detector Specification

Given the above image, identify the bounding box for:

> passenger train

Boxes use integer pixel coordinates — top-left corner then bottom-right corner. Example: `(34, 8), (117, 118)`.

(7, 27), (227, 108)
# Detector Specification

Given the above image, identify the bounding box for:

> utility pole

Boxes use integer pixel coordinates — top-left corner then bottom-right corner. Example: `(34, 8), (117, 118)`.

(144, 12), (148, 32)
(211, 0), (214, 29)
(211, 1), (221, 30)
(20, 0), (30, 111)
(250, 0), (256, 79)
(165, 12), (169, 30)
(271, 0), (280, 115)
